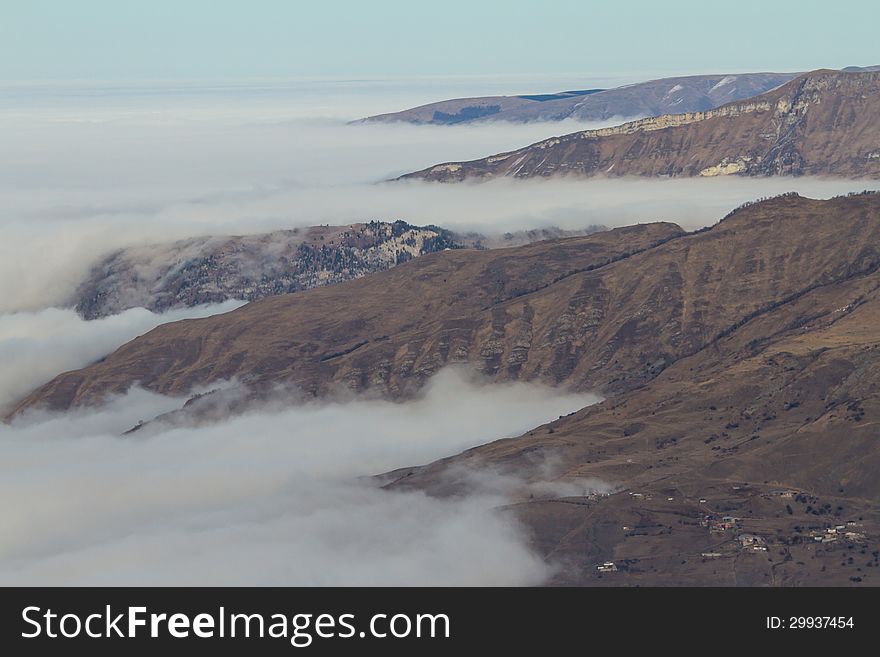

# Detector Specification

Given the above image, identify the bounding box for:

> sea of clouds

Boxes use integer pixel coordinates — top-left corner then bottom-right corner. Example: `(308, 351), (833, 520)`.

(0, 369), (600, 585)
(2, 78), (876, 313)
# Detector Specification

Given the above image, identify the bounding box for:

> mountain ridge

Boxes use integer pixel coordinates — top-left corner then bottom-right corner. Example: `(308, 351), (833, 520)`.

(7, 221), (685, 416)
(72, 222), (608, 319)
(358, 71), (798, 125)
(400, 69), (880, 181)
(73, 221), (461, 320)
(11, 193), (880, 420)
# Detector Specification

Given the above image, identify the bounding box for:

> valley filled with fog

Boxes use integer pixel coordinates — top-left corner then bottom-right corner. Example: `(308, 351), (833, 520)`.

(1, 370), (600, 585)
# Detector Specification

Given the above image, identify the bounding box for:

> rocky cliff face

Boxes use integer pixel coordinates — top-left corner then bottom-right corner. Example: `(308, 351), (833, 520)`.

(73, 221), (463, 319)
(359, 72), (797, 125)
(401, 70), (880, 181)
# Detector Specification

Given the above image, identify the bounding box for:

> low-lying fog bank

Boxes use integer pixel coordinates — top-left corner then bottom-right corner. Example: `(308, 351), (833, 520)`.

(0, 368), (602, 585)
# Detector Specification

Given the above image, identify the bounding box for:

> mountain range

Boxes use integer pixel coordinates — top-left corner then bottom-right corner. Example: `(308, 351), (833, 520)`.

(401, 69), (880, 181)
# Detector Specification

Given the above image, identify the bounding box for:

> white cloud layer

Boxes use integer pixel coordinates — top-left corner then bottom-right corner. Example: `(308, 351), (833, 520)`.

(3, 81), (875, 313)
(0, 369), (599, 585)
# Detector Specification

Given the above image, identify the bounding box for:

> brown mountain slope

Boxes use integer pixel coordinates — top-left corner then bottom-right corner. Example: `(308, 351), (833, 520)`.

(401, 70), (880, 181)
(9, 222), (682, 415)
(11, 194), (880, 422)
(387, 216), (880, 584)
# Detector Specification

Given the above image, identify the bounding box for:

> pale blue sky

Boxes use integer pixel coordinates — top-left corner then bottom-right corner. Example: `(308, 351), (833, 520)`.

(1, 0), (877, 81)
